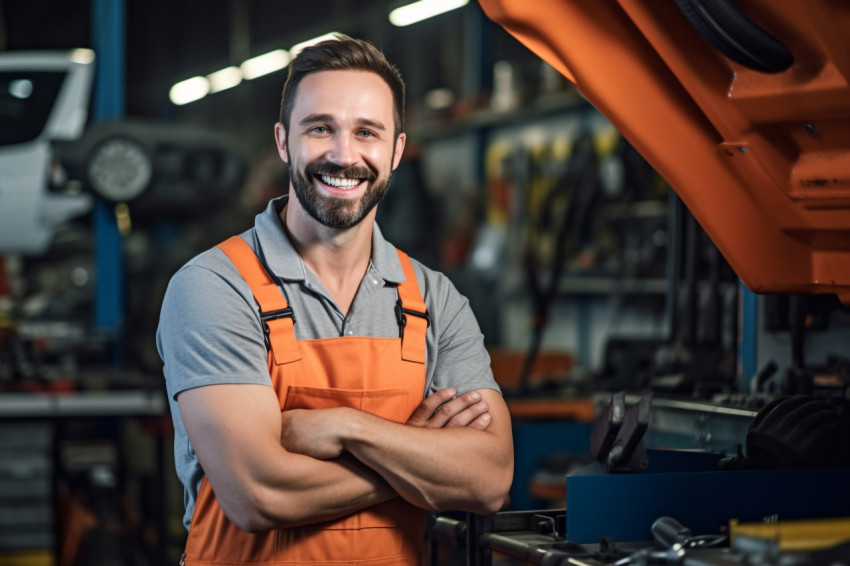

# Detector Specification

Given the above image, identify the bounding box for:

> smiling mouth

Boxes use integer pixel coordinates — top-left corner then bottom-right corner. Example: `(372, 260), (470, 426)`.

(316, 174), (363, 189)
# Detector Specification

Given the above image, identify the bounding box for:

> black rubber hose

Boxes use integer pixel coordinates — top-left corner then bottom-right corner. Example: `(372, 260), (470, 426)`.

(674, 0), (793, 73)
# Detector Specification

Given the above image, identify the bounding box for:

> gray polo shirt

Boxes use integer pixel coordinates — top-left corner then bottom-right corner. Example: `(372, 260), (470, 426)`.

(157, 195), (498, 529)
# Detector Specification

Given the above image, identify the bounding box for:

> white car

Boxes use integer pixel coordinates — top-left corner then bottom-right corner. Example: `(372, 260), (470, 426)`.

(0, 49), (95, 255)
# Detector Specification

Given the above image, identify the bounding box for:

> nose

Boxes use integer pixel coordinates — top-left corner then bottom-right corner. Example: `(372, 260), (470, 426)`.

(328, 133), (358, 166)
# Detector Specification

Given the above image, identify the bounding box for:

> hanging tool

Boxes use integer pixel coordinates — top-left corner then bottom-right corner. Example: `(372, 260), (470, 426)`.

(589, 392), (652, 472)
(516, 132), (600, 393)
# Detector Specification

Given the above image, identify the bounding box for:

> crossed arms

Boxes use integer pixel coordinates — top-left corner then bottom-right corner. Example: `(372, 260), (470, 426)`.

(178, 383), (514, 533)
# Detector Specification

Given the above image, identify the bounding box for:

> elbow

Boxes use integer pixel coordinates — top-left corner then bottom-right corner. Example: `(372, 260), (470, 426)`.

(218, 504), (269, 534)
(436, 469), (512, 515)
(219, 485), (280, 534)
(225, 506), (275, 535)
(475, 481), (511, 515)
(473, 466), (513, 515)
(479, 490), (509, 515)
(237, 484), (321, 531)
(231, 513), (272, 535)
(446, 489), (507, 516)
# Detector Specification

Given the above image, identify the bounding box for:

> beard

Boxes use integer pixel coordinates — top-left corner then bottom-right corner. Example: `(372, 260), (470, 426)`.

(289, 159), (391, 230)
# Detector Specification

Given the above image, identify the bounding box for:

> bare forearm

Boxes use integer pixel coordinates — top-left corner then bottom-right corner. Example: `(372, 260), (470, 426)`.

(278, 388), (513, 516)
(178, 384), (395, 533)
(244, 451), (395, 531)
(347, 422), (510, 512)
(341, 401), (513, 514)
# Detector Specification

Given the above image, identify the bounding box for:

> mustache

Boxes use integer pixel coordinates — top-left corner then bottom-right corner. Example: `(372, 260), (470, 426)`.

(305, 161), (377, 182)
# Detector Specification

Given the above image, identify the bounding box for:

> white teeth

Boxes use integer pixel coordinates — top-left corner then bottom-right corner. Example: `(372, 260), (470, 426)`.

(320, 175), (360, 188)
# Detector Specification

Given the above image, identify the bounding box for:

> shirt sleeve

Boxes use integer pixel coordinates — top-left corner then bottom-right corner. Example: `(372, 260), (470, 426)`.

(157, 254), (272, 401)
(421, 268), (500, 397)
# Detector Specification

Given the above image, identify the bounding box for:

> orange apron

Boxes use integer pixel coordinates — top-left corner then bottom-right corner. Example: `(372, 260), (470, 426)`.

(182, 235), (428, 565)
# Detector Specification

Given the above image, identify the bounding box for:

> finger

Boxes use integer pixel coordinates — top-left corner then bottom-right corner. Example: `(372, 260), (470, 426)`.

(428, 390), (482, 428)
(445, 402), (489, 428)
(406, 388), (456, 426)
(466, 411), (492, 431)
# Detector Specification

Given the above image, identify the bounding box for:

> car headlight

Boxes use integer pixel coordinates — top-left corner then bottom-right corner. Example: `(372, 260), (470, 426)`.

(86, 136), (152, 202)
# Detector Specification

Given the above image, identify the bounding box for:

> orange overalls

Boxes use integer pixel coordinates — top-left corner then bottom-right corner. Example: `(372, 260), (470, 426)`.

(182, 235), (428, 565)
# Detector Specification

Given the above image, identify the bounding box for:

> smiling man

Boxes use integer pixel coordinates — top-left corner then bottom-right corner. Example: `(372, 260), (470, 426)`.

(157, 35), (513, 565)
(284, 73), (389, 231)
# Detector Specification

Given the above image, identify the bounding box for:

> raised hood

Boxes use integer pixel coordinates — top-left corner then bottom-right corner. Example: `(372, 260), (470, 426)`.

(478, 0), (850, 303)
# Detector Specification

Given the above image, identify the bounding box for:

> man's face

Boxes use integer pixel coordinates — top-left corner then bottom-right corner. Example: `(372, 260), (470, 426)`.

(275, 70), (406, 230)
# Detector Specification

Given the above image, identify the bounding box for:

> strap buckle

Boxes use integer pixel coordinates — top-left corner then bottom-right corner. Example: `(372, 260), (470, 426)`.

(395, 298), (430, 338)
(260, 307), (295, 348)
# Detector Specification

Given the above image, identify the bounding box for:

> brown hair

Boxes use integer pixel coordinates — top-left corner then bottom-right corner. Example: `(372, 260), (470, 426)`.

(279, 34), (405, 137)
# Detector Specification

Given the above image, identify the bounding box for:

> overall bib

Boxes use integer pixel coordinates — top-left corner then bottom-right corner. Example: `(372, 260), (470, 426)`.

(182, 235), (428, 565)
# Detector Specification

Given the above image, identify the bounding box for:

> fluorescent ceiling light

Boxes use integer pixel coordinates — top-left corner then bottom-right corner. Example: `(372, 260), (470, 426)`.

(241, 49), (291, 80)
(208, 66), (243, 93)
(70, 48), (95, 64)
(389, 0), (468, 26)
(290, 33), (341, 58)
(170, 32), (344, 105)
(169, 76), (210, 105)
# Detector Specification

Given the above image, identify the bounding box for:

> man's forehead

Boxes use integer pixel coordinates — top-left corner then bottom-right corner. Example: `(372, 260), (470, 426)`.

(292, 70), (394, 118)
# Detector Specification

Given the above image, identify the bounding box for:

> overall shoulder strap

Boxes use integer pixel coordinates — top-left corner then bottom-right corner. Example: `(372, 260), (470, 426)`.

(216, 236), (301, 364)
(395, 250), (428, 364)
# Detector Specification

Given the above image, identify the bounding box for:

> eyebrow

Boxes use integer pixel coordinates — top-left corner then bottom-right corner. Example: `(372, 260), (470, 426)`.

(299, 113), (334, 127)
(299, 113), (387, 132)
(355, 118), (387, 132)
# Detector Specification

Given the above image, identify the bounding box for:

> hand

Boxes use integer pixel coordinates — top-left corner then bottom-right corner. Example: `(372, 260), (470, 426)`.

(406, 388), (491, 430)
(281, 407), (348, 459)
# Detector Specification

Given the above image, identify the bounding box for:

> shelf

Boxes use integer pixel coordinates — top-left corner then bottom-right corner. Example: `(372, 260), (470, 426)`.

(0, 390), (166, 418)
(558, 276), (668, 296)
(514, 275), (738, 297)
(408, 92), (590, 141)
(507, 398), (595, 421)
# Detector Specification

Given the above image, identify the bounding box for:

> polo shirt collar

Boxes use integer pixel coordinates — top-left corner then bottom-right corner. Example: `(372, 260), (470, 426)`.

(253, 195), (406, 285)
(370, 222), (405, 284)
(254, 196), (305, 281)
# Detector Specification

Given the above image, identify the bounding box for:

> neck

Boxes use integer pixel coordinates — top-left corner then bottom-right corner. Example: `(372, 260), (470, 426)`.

(280, 192), (375, 306)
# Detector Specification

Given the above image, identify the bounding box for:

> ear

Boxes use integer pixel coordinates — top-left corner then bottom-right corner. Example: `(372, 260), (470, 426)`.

(391, 132), (406, 170)
(274, 122), (289, 164)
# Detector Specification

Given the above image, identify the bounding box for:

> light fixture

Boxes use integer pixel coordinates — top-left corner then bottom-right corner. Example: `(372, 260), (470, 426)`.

(169, 76), (210, 105)
(70, 48), (95, 64)
(241, 49), (291, 80)
(389, 0), (469, 27)
(169, 32), (342, 105)
(208, 66), (243, 93)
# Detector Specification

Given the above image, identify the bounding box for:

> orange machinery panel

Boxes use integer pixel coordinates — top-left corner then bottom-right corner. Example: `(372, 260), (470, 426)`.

(478, 0), (850, 304)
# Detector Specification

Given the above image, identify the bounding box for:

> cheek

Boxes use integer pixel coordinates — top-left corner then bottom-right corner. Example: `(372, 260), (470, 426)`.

(364, 148), (396, 174)
(286, 151), (308, 172)
(298, 141), (330, 165)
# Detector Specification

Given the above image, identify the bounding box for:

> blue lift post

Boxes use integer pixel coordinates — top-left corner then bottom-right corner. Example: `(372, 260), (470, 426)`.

(739, 282), (758, 392)
(91, 0), (125, 352)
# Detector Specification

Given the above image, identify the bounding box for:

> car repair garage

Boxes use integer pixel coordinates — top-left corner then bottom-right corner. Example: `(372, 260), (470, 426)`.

(1, 1), (849, 565)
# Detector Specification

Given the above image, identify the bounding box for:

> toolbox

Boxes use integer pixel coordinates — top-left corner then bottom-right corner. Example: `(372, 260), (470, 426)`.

(565, 449), (850, 543)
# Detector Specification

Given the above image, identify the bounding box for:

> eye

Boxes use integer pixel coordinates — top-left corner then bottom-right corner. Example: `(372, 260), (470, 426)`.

(358, 129), (376, 138)
(309, 126), (329, 135)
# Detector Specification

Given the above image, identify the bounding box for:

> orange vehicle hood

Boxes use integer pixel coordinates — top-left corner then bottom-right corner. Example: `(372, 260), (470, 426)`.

(478, 0), (850, 303)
